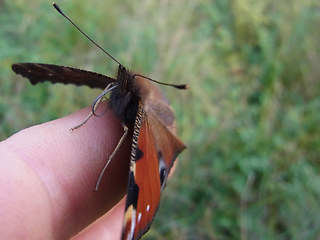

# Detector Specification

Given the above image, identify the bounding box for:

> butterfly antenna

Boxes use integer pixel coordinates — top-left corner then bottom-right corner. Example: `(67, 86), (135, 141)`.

(52, 2), (122, 66)
(53, 2), (188, 90)
(133, 74), (188, 89)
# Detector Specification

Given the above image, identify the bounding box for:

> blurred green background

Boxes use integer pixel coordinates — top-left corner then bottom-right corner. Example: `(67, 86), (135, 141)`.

(1, 0), (320, 239)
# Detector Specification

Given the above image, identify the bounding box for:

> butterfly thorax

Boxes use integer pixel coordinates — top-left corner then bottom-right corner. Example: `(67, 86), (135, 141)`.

(110, 65), (140, 124)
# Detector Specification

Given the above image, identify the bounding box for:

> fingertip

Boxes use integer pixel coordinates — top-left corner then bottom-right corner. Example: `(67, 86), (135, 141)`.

(3, 104), (131, 238)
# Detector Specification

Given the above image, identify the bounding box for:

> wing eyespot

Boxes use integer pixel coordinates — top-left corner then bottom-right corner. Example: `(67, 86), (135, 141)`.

(158, 151), (168, 191)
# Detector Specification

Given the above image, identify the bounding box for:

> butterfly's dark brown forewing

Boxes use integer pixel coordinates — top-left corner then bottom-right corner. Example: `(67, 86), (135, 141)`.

(12, 63), (115, 89)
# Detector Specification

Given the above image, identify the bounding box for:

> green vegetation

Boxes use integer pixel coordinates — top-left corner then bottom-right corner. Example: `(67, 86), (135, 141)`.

(1, 0), (320, 239)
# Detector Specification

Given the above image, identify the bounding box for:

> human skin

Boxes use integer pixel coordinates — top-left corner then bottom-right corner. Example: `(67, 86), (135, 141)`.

(0, 103), (132, 239)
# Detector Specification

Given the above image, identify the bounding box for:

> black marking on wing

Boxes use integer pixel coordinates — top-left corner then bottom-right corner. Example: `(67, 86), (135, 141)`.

(126, 171), (140, 209)
(12, 63), (115, 89)
(135, 148), (143, 161)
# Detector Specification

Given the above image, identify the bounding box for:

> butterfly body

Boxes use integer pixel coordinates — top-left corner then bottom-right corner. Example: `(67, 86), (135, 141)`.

(12, 63), (186, 240)
(108, 65), (138, 124)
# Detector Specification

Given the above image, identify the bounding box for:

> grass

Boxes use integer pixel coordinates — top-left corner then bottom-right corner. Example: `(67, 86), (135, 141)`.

(1, 0), (320, 239)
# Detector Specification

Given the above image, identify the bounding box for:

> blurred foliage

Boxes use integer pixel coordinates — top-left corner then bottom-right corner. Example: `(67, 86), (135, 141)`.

(1, 0), (320, 239)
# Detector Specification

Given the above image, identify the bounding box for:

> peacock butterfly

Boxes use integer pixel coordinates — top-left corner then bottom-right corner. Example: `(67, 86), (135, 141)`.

(12, 3), (186, 240)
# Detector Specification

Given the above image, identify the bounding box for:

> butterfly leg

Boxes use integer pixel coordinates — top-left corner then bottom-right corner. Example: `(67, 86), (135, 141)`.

(70, 112), (94, 132)
(70, 83), (118, 131)
(69, 96), (103, 131)
(95, 122), (128, 191)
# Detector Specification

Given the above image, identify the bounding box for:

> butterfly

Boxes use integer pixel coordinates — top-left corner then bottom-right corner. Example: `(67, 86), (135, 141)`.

(11, 3), (186, 240)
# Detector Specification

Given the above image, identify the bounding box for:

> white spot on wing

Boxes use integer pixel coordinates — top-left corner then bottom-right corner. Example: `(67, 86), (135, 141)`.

(146, 205), (150, 212)
(138, 213), (142, 223)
